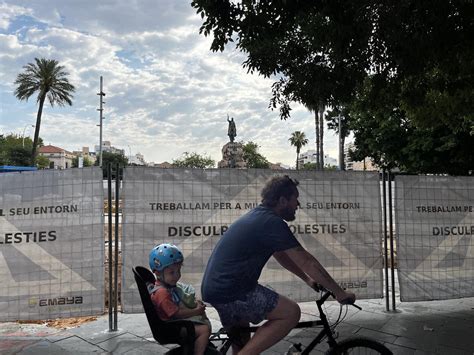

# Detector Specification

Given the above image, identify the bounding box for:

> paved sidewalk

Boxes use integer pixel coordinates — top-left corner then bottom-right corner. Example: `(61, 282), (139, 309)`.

(1, 294), (473, 354)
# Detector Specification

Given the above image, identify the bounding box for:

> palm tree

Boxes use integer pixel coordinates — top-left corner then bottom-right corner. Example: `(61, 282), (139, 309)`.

(306, 102), (325, 170)
(289, 131), (308, 170)
(318, 103), (325, 169)
(14, 58), (75, 165)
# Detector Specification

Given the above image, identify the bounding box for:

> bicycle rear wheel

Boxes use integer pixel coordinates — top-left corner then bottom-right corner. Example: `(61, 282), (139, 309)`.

(326, 337), (392, 355)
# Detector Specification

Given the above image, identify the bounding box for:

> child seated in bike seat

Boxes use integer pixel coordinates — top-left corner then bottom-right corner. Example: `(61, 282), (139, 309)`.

(148, 243), (211, 355)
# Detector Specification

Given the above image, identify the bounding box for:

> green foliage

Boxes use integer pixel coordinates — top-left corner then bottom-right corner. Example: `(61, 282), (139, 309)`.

(35, 155), (50, 169)
(95, 152), (128, 167)
(72, 155), (93, 168)
(192, 0), (372, 116)
(288, 131), (308, 170)
(14, 58), (75, 164)
(95, 151), (128, 178)
(326, 107), (350, 170)
(8, 146), (32, 166)
(301, 162), (337, 171)
(172, 152), (215, 169)
(0, 133), (43, 166)
(349, 77), (474, 174)
(301, 162), (317, 170)
(242, 141), (270, 168)
(192, 0), (474, 174)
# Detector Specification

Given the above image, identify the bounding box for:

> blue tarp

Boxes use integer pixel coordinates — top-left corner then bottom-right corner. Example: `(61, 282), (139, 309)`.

(0, 165), (37, 172)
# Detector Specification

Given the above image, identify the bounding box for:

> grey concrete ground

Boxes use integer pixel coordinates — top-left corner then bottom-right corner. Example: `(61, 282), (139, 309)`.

(1, 293), (473, 355)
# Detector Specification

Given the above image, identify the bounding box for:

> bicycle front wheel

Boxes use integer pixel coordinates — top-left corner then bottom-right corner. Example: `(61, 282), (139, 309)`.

(326, 337), (392, 355)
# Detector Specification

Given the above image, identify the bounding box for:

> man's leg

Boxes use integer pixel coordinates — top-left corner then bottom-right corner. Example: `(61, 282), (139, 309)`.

(226, 322), (250, 355)
(238, 294), (300, 355)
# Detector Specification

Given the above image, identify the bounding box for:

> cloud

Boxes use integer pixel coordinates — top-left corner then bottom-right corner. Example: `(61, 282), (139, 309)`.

(0, 0), (341, 168)
(0, 2), (32, 30)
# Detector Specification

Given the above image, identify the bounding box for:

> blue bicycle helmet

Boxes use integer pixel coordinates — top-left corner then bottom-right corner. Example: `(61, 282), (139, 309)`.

(149, 243), (184, 272)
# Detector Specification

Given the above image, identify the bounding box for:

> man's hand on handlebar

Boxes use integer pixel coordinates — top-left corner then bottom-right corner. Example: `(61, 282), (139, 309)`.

(306, 279), (356, 306)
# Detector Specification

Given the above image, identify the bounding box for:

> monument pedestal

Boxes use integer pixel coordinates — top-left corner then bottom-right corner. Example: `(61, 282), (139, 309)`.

(218, 142), (246, 168)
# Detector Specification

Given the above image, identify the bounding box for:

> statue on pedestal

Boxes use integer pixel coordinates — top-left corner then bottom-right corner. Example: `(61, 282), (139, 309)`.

(219, 115), (246, 168)
(227, 115), (236, 143)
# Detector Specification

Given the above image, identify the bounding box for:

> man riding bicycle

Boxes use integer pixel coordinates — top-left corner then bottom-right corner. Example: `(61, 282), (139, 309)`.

(201, 175), (356, 354)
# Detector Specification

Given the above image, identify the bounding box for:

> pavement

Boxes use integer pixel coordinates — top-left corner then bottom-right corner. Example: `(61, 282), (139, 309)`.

(1, 292), (474, 354)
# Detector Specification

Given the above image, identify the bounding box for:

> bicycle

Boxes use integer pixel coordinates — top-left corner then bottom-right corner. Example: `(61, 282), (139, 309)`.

(208, 285), (393, 354)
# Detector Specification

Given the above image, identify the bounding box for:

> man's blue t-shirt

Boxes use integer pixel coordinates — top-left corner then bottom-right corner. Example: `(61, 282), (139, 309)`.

(201, 205), (301, 303)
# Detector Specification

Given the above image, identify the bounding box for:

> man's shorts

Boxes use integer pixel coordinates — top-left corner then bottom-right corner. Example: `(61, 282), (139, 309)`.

(212, 284), (279, 328)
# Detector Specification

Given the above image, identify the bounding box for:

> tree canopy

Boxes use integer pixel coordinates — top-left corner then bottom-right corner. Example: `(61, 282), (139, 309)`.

(242, 141), (270, 168)
(14, 58), (75, 164)
(288, 131), (308, 170)
(349, 77), (474, 174)
(35, 155), (50, 169)
(95, 151), (128, 179)
(0, 133), (44, 167)
(192, 0), (474, 174)
(72, 155), (93, 168)
(172, 152), (215, 168)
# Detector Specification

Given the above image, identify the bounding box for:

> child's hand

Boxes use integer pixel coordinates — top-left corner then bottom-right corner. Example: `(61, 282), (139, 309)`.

(195, 300), (206, 315)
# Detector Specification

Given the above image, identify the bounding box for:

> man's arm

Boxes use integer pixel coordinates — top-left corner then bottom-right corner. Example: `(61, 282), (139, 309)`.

(273, 250), (311, 284)
(281, 246), (355, 304)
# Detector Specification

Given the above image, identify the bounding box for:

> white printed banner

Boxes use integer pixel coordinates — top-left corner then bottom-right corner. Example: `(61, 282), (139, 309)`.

(0, 168), (104, 320)
(122, 168), (383, 311)
(395, 175), (474, 301)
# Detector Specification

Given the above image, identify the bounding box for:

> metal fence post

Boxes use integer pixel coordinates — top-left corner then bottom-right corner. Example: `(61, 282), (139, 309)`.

(382, 170), (390, 311)
(107, 163), (114, 331)
(388, 171), (396, 311)
(114, 163), (120, 330)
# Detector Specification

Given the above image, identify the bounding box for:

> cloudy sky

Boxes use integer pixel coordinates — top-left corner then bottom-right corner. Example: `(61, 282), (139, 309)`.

(0, 0), (342, 167)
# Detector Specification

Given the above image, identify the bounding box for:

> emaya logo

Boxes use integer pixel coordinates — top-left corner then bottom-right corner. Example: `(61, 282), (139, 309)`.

(28, 296), (83, 307)
(39, 296), (83, 307)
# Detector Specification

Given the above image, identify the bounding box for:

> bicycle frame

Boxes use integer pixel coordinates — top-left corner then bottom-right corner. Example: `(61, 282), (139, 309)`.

(209, 287), (389, 355)
(301, 290), (339, 354)
(209, 290), (338, 354)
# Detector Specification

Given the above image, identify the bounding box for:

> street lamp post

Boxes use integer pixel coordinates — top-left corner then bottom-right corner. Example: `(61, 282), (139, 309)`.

(338, 114), (345, 171)
(127, 145), (132, 164)
(22, 124), (35, 148)
(97, 76), (106, 167)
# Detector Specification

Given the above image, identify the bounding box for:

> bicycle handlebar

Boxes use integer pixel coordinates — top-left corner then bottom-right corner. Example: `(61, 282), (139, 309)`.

(312, 283), (362, 310)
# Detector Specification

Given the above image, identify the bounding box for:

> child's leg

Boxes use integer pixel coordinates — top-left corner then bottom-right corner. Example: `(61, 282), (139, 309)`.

(194, 324), (211, 355)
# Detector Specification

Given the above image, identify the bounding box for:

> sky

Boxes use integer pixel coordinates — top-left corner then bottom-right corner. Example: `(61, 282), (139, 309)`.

(0, 0), (343, 168)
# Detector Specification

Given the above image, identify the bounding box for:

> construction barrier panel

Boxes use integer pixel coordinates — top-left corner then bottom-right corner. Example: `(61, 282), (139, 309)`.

(395, 175), (474, 301)
(0, 167), (104, 321)
(121, 168), (384, 312)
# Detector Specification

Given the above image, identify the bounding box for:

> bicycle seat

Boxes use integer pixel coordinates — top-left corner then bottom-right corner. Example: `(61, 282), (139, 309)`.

(132, 266), (195, 354)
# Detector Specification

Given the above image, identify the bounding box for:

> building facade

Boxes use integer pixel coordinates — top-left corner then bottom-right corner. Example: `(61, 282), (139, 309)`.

(38, 145), (75, 169)
(297, 150), (338, 169)
(129, 152), (146, 166)
(344, 142), (379, 171)
(72, 147), (97, 165)
(94, 141), (125, 156)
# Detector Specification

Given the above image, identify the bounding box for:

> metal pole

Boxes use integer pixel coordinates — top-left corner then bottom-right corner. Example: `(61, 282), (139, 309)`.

(338, 115), (343, 170)
(97, 76), (106, 167)
(114, 163), (120, 330)
(22, 124), (35, 148)
(388, 171), (396, 311)
(382, 170), (389, 311)
(107, 163), (113, 331)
